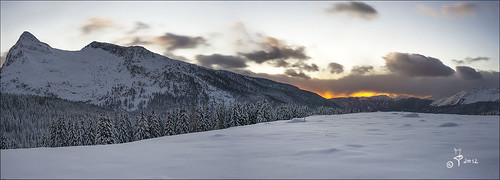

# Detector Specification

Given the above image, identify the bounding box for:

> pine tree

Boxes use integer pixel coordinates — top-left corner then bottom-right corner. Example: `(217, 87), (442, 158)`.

(201, 105), (212, 131)
(56, 118), (68, 147)
(136, 112), (150, 140)
(164, 109), (176, 136)
(226, 104), (236, 127)
(84, 118), (96, 145)
(259, 99), (274, 122)
(49, 119), (58, 147)
(216, 104), (226, 129)
(76, 121), (85, 146)
(67, 122), (76, 146)
(175, 107), (190, 134)
(147, 110), (162, 138)
(231, 103), (248, 126)
(211, 105), (220, 130)
(247, 102), (257, 124)
(117, 113), (134, 143)
(96, 114), (114, 145)
(189, 106), (202, 133)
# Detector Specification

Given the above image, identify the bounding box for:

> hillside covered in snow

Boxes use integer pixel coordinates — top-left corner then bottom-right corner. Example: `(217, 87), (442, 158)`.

(1, 112), (498, 179)
(0, 32), (336, 111)
(431, 87), (500, 107)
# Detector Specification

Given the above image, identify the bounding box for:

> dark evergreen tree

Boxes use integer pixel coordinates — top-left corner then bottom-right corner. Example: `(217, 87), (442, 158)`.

(49, 119), (58, 147)
(175, 107), (190, 134)
(56, 118), (68, 147)
(117, 113), (134, 143)
(96, 114), (114, 145)
(76, 120), (85, 146)
(232, 103), (248, 126)
(136, 112), (150, 140)
(83, 118), (96, 145)
(200, 105), (212, 131)
(210, 105), (220, 130)
(164, 109), (176, 136)
(216, 104), (226, 129)
(147, 110), (162, 138)
(67, 122), (76, 146)
(136, 112), (151, 140)
(189, 106), (202, 133)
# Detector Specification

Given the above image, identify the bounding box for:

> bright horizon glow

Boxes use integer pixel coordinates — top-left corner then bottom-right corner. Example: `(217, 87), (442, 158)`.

(317, 90), (432, 99)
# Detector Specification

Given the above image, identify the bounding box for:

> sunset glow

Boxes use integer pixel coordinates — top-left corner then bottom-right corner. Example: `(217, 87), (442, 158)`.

(317, 90), (431, 99)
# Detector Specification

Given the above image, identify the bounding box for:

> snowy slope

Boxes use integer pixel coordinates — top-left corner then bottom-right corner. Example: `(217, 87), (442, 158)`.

(2, 112), (498, 179)
(1, 32), (336, 111)
(431, 87), (500, 107)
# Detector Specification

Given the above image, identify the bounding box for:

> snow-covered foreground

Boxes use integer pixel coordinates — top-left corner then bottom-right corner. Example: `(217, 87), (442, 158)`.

(2, 112), (499, 179)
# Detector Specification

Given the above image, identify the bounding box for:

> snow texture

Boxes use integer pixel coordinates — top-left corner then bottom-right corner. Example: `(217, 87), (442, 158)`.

(431, 87), (500, 107)
(1, 112), (498, 179)
(286, 118), (306, 123)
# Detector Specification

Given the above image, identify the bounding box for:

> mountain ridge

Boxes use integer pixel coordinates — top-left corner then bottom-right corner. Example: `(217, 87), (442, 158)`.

(430, 87), (500, 107)
(0, 32), (338, 111)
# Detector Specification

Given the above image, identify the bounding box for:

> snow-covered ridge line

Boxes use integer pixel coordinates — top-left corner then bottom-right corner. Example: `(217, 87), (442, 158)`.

(0, 31), (337, 111)
(430, 87), (500, 107)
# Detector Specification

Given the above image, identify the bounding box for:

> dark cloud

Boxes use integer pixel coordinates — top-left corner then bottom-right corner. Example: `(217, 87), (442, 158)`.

(417, 3), (477, 19)
(456, 66), (483, 80)
(351, 65), (373, 75)
(239, 36), (309, 64)
(452, 56), (490, 64)
(196, 54), (248, 69)
(164, 52), (189, 62)
(128, 22), (150, 34)
(288, 62), (319, 72)
(452, 59), (465, 64)
(328, 62), (344, 74)
(81, 18), (115, 35)
(240, 46), (309, 64)
(154, 33), (207, 51)
(126, 36), (152, 46)
(274, 59), (289, 68)
(383, 52), (455, 77)
(284, 69), (310, 80)
(244, 70), (499, 100)
(326, 2), (378, 20)
(465, 56), (490, 62)
(302, 63), (319, 72)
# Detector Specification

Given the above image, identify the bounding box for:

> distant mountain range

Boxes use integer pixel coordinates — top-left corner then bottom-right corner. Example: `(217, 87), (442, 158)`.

(0, 32), (337, 111)
(329, 95), (433, 113)
(330, 87), (499, 115)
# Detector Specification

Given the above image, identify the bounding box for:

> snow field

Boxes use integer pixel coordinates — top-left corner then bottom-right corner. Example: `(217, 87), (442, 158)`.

(1, 112), (498, 179)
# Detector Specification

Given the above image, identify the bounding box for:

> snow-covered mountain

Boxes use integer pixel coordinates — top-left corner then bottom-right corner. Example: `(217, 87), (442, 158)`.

(1, 32), (337, 111)
(430, 87), (500, 107)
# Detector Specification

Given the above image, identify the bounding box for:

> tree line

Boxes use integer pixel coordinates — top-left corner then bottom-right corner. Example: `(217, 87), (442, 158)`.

(45, 100), (342, 148)
(1, 93), (343, 149)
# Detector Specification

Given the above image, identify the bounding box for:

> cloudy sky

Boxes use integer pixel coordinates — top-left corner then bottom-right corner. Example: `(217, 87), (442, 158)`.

(1, 1), (499, 99)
